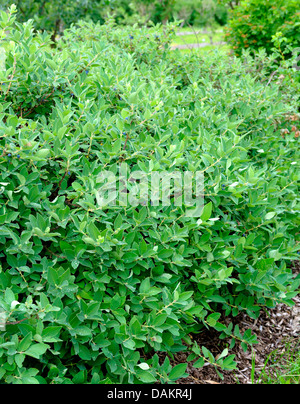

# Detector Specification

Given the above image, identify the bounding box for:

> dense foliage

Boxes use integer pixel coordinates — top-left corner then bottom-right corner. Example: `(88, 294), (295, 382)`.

(0, 6), (299, 384)
(226, 0), (300, 56)
(0, 0), (112, 39)
(0, 0), (228, 30)
(172, 0), (228, 27)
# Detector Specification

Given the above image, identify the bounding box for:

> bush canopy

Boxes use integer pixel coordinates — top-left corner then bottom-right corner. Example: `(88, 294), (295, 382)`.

(0, 6), (299, 384)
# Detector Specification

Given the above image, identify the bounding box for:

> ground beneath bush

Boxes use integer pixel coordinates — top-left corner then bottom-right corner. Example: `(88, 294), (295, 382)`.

(161, 262), (300, 384)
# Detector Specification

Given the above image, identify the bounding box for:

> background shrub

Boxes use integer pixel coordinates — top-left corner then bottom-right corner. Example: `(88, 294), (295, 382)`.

(226, 0), (300, 56)
(0, 0), (228, 30)
(0, 0), (112, 40)
(0, 6), (299, 384)
(172, 0), (228, 27)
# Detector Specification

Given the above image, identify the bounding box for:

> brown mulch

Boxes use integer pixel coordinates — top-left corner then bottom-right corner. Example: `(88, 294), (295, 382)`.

(165, 262), (300, 384)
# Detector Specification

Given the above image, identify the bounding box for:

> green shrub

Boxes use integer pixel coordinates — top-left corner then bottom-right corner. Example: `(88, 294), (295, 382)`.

(214, 3), (228, 26)
(0, 0), (112, 37)
(0, 6), (299, 384)
(226, 0), (300, 56)
(172, 0), (228, 27)
(1, 0), (227, 30)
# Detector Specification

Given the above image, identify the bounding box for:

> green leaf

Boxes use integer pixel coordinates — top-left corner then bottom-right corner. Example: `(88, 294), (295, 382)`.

(35, 149), (50, 159)
(136, 370), (156, 383)
(123, 339), (136, 350)
(206, 312), (221, 327)
(73, 370), (87, 384)
(42, 327), (62, 342)
(202, 346), (215, 363)
(78, 345), (91, 360)
(24, 343), (49, 359)
(15, 354), (25, 368)
(193, 357), (205, 368)
(137, 363), (150, 371)
(153, 313), (168, 327)
(18, 333), (33, 352)
(4, 288), (15, 305)
(168, 363), (188, 380)
(265, 212), (276, 220)
(201, 202), (212, 222)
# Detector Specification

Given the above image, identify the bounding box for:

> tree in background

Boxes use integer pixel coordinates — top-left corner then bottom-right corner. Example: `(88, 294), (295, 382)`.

(0, 0), (112, 40)
(118, 0), (228, 27)
(110, 0), (176, 26)
(217, 0), (240, 9)
(173, 0), (205, 26)
(170, 0), (227, 44)
(0, 0), (228, 32)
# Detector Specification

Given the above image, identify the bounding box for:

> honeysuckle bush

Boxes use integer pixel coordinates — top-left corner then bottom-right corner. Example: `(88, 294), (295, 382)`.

(0, 6), (299, 384)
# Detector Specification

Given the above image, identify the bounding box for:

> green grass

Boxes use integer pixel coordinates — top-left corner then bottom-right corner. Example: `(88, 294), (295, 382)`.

(256, 340), (300, 384)
(172, 44), (231, 56)
(172, 30), (225, 47)
(173, 26), (224, 34)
